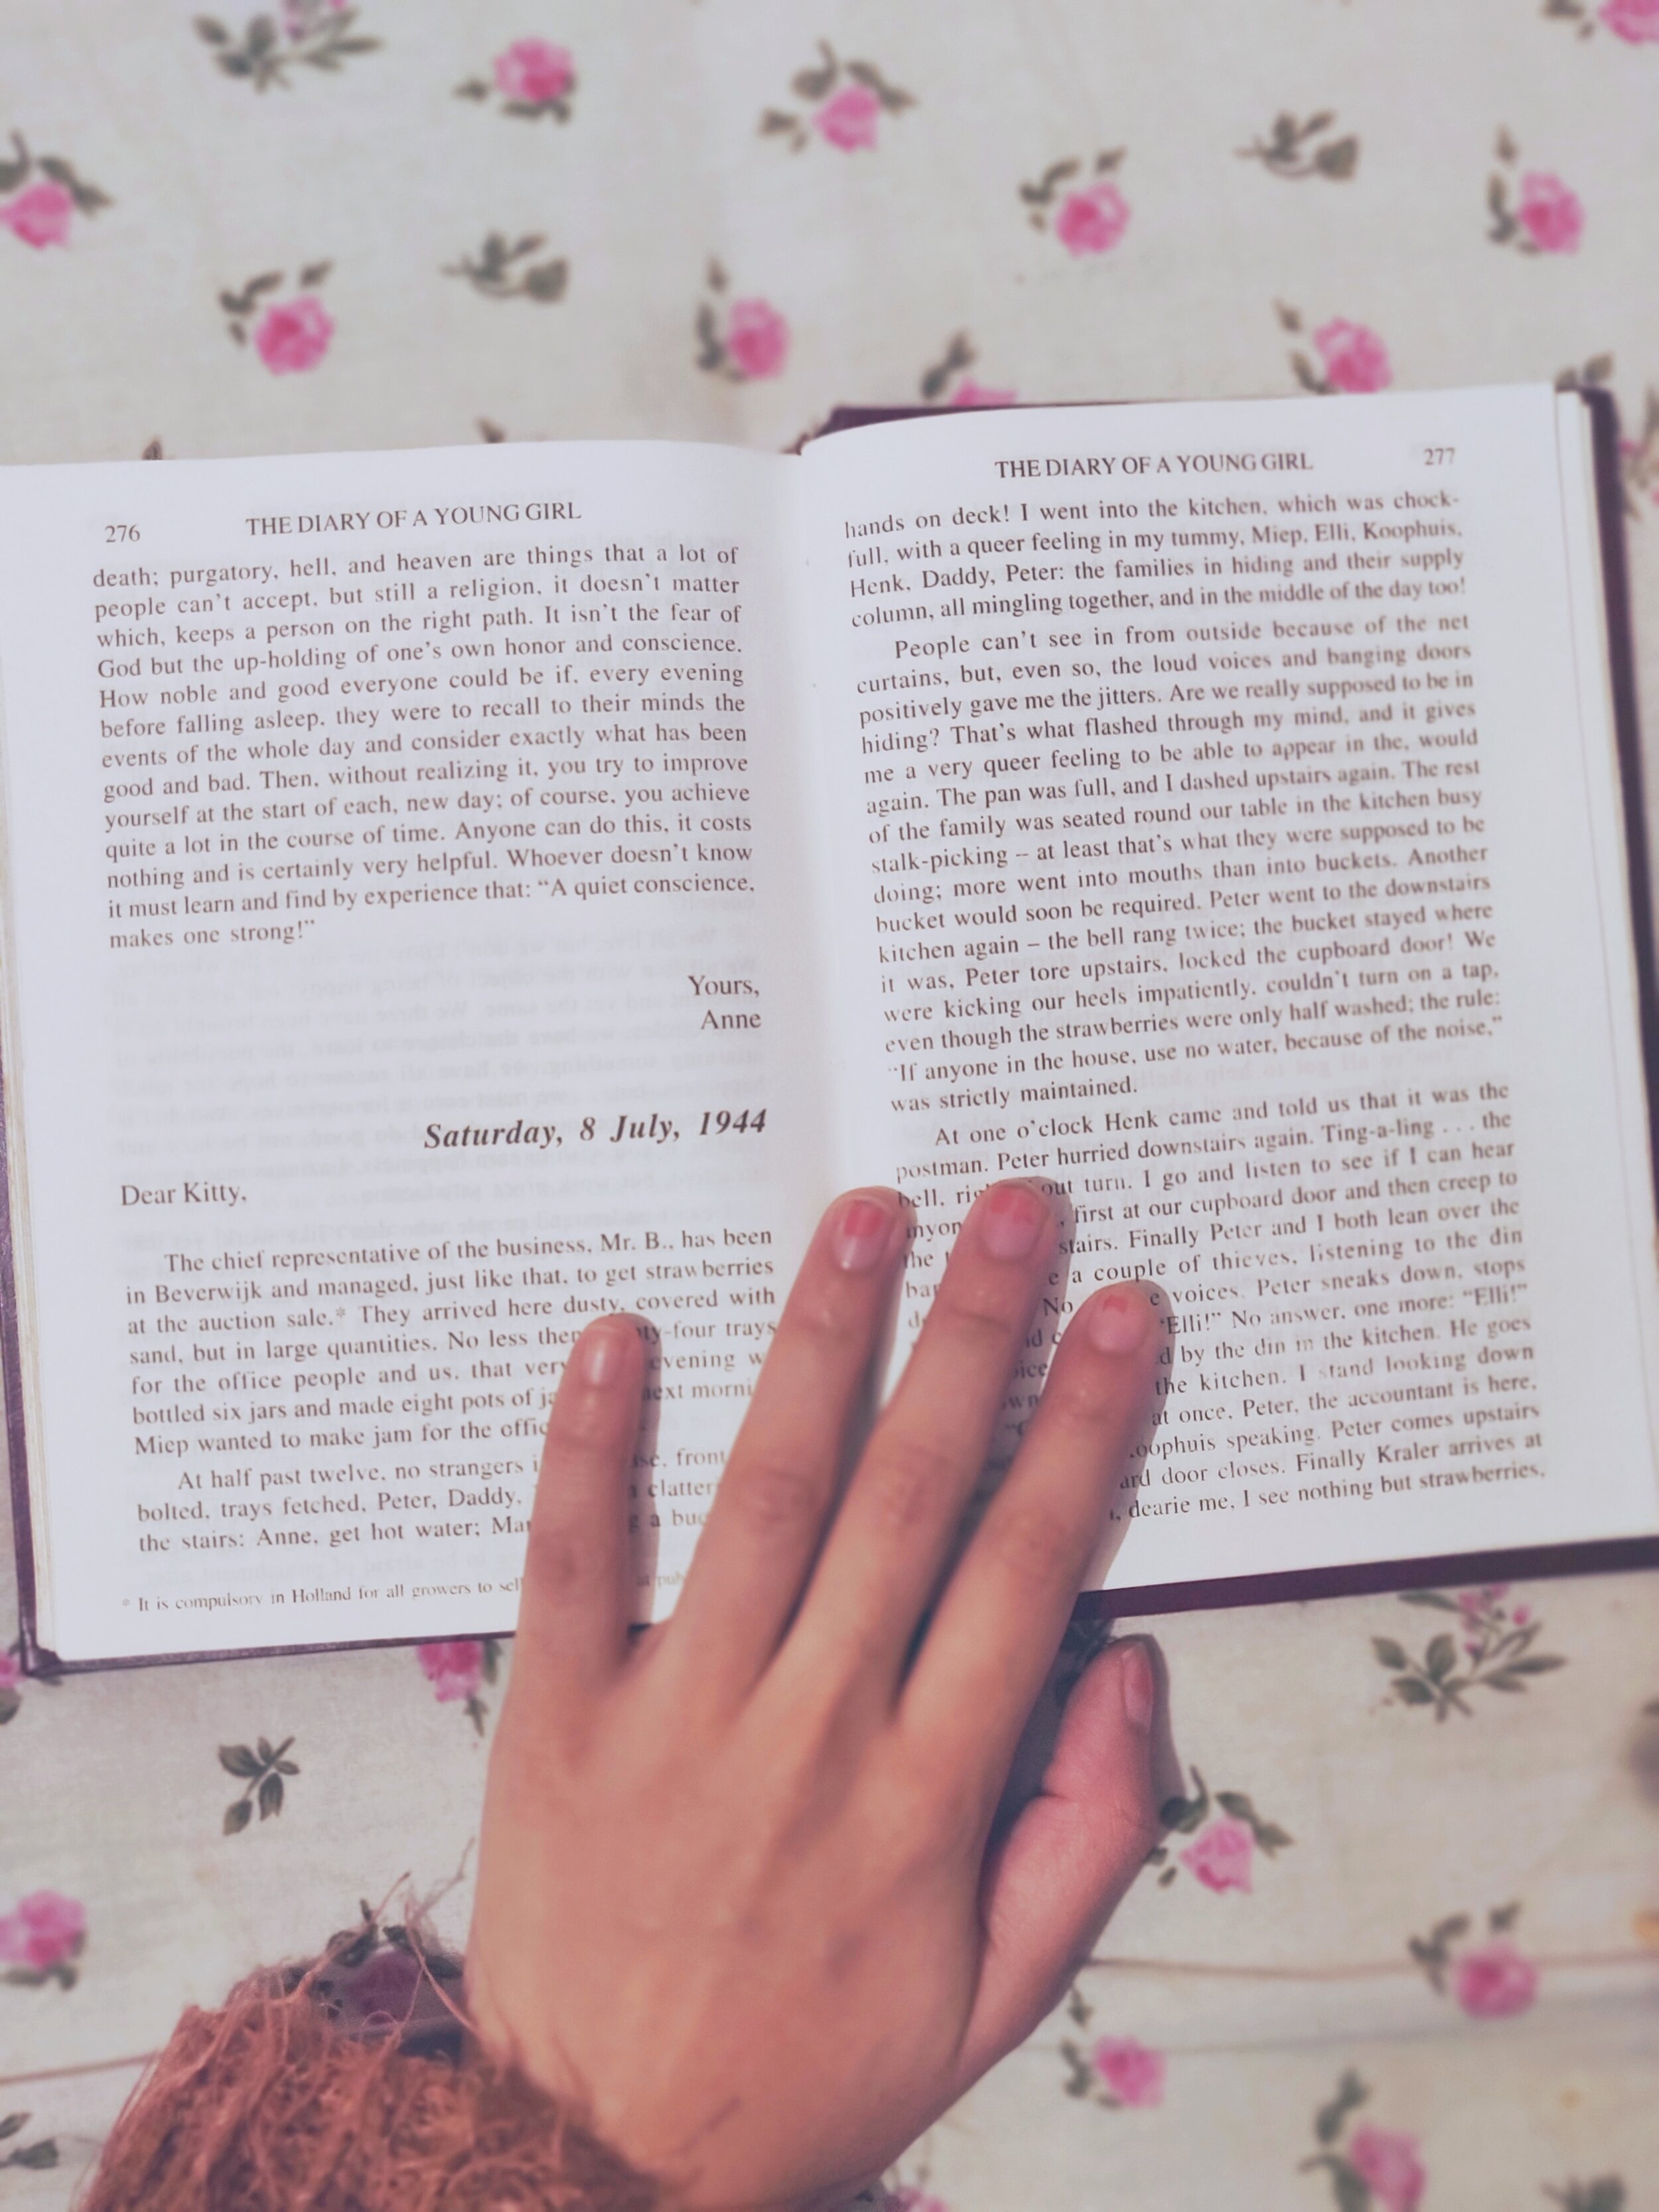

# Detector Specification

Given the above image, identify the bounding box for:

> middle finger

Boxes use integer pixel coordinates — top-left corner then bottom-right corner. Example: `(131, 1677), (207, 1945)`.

(663, 1186), (909, 1706)
(781, 1180), (1058, 1695)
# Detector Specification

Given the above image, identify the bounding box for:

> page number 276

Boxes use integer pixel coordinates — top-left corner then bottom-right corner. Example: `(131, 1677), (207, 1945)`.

(104, 522), (142, 542)
(1421, 447), (1455, 467)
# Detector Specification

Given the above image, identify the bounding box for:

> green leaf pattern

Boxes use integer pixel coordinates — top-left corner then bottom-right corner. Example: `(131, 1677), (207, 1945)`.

(443, 234), (569, 304)
(1238, 111), (1360, 181)
(194, 8), (380, 92)
(1374, 1587), (1567, 1720)
(219, 1733), (299, 1834)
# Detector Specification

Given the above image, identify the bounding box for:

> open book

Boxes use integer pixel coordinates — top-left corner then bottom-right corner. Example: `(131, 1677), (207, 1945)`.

(4, 386), (1657, 1670)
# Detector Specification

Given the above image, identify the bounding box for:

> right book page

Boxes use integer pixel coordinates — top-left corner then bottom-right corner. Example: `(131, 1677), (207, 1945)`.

(797, 386), (1659, 1593)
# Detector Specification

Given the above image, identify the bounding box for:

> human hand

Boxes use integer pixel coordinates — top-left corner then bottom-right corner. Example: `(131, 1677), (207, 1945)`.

(468, 1181), (1162, 2210)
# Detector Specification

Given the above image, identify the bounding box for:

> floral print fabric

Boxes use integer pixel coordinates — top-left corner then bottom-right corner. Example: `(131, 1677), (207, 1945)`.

(3, 0), (1659, 2204)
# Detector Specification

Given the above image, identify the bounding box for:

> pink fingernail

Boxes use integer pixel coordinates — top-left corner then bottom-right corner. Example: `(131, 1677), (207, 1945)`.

(975, 1182), (1050, 1262)
(1088, 1287), (1149, 1356)
(1118, 1640), (1155, 1731)
(580, 1324), (621, 1386)
(831, 1194), (895, 1272)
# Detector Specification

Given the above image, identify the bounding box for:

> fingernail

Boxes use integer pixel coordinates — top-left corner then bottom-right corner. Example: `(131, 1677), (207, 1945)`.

(1118, 1639), (1155, 1732)
(975, 1181), (1050, 1262)
(831, 1193), (897, 1272)
(1088, 1286), (1149, 1357)
(579, 1323), (622, 1387)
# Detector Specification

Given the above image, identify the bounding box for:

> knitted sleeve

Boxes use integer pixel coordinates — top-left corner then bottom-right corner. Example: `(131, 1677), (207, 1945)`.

(78, 1968), (660, 2212)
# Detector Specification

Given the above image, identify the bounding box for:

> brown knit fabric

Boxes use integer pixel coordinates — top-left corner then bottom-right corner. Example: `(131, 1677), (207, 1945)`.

(78, 1975), (660, 2212)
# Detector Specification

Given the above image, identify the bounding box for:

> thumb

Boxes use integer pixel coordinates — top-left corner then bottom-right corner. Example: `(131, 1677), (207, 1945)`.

(954, 1638), (1160, 2091)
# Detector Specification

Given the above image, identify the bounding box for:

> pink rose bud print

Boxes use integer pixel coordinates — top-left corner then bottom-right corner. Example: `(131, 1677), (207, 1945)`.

(1453, 1939), (1540, 2018)
(814, 82), (881, 150)
(493, 38), (576, 107)
(253, 295), (334, 374)
(1346, 2126), (1427, 2212)
(1600, 0), (1659, 38)
(1092, 2037), (1167, 2106)
(0, 1890), (86, 1973)
(2, 178), (74, 249)
(1516, 172), (1585, 253)
(725, 297), (790, 380)
(1053, 179), (1131, 256)
(950, 379), (1017, 408)
(1179, 1815), (1254, 1894)
(1313, 319), (1392, 394)
(418, 1639), (486, 1703)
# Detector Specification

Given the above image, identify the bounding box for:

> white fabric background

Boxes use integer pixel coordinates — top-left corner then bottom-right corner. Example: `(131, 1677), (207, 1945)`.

(3, 4), (1659, 2203)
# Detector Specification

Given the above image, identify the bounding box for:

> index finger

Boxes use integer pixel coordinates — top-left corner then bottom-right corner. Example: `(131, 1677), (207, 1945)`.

(507, 1313), (646, 1715)
(776, 1181), (1060, 1694)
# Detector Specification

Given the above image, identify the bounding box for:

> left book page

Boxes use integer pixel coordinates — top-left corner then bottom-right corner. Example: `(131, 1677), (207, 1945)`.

(0, 441), (820, 1666)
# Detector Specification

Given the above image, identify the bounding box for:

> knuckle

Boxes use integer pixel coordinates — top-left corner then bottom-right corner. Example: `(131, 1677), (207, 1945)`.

(983, 1496), (1082, 1590)
(524, 1517), (611, 1605)
(1045, 1357), (1129, 1427)
(881, 1741), (985, 1866)
(934, 1279), (1024, 1357)
(779, 1668), (870, 1775)
(725, 1452), (825, 1545)
(785, 1272), (873, 1349)
(908, 1750), (984, 1845)
(860, 1430), (958, 1534)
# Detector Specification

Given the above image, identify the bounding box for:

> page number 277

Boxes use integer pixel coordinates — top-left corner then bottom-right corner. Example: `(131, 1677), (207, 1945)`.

(1421, 447), (1455, 467)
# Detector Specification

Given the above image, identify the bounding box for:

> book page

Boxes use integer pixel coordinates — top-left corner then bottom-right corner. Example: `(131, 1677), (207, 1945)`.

(0, 440), (821, 1662)
(799, 388), (1659, 1590)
